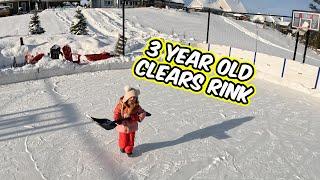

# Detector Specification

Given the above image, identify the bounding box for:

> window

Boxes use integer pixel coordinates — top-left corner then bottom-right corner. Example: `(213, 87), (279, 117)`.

(8, 3), (13, 9)
(104, 0), (113, 6)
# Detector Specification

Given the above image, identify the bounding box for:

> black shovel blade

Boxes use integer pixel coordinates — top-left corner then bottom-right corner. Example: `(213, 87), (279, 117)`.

(99, 122), (117, 130)
(91, 117), (117, 130)
(146, 112), (151, 117)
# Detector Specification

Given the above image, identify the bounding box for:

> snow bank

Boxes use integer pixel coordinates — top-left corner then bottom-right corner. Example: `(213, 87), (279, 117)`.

(229, 47), (255, 63)
(0, 57), (133, 85)
(1, 43), (28, 65)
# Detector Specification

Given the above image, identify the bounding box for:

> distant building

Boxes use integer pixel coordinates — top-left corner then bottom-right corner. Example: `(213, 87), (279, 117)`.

(276, 20), (291, 34)
(0, 0), (80, 14)
(188, 0), (246, 13)
(149, 0), (184, 9)
(231, 13), (249, 20)
(91, 0), (141, 8)
(251, 14), (265, 24)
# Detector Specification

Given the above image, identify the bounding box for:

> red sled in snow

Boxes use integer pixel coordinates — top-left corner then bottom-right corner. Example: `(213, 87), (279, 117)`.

(84, 52), (113, 61)
(25, 53), (45, 64)
(62, 45), (81, 64)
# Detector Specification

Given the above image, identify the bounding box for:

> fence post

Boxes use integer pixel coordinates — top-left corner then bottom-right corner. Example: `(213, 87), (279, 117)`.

(314, 67), (320, 89)
(302, 31), (310, 64)
(20, 37), (24, 46)
(281, 58), (287, 78)
(206, 10), (211, 44)
(207, 43), (210, 51)
(293, 32), (299, 61)
(12, 57), (16, 68)
(122, 0), (125, 56)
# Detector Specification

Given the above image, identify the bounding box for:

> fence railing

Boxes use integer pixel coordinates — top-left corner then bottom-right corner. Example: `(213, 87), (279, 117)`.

(192, 42), (320, 90)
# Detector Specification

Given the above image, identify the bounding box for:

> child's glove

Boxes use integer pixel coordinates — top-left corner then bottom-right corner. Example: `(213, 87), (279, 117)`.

(114, 120), (122, 125)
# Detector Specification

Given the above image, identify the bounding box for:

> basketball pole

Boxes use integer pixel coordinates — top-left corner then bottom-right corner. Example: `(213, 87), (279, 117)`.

(302, 30), (310, 64)
(293, 31), (299, 61)
(206, 9), (211, 44)
(122, 0), (125, 56)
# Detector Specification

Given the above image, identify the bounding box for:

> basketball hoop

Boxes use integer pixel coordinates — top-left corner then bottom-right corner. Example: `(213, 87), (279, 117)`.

(292, 10), (320, 62)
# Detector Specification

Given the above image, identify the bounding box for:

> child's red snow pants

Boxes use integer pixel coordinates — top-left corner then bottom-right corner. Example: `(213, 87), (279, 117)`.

(118, 132), (135, 154)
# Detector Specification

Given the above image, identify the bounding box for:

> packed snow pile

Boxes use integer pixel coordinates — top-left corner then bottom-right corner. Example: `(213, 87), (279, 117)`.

(0, 43), (28, 67)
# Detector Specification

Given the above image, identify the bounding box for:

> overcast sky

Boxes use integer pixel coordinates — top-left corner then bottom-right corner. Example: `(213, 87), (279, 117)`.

(242, 0), (313, 16)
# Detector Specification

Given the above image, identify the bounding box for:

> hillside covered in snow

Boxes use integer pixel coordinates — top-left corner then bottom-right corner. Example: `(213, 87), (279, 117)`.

(1, 7), (319, 72)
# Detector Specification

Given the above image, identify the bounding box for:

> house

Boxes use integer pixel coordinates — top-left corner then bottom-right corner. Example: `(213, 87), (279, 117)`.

(91, 0), (143, 8)
(276, 20), (291, 34)
(251, 14), (265, 24)
(0, 0), (80, 15)
(91, 0), (184, 9)
(232, 13), (248, 20)
(263, 15), (277, 27)
(164, 0), (184, 9)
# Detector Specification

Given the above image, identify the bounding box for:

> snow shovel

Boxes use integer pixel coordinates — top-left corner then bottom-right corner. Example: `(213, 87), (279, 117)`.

(90, 111), (151, 130)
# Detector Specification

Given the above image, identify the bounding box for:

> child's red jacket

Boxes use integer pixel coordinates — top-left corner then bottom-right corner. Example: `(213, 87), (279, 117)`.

(113, 96), (145, 133)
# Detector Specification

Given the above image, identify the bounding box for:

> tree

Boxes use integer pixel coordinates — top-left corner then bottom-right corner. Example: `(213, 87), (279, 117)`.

(29, 11), (45, 35)
(70, 9), (88, 35)
(309, 1), (320, 50)
(310, 0), (320, 11)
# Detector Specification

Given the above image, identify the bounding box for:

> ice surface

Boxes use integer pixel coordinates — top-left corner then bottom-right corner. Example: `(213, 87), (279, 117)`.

(0, 69), (319, 179)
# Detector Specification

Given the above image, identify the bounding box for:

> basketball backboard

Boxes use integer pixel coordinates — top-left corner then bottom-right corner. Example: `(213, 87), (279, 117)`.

(292, 10), (320, 31)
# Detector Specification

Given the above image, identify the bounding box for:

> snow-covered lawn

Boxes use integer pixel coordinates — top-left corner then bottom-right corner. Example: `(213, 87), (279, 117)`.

(1, 7), (320, 72)
(0, 69), (320, 179)
(124, 8), (320, 66)
(0, 8), (155, 70)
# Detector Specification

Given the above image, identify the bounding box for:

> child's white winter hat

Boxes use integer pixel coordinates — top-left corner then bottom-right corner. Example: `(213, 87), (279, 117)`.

(123, 85), (140, 102)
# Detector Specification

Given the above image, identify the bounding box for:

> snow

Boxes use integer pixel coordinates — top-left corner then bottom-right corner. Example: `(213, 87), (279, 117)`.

(0, 69), (320, 179)
(264, 16), (275, 23)
(124, 8), (320, 66)
(1, 7), (320, 71)
(0, 8), (157, 71)
(276, 21), (291, 27)
(171, 0), (185, 4)
(188, 0), (246, 12)
(250, 14), (265, 23)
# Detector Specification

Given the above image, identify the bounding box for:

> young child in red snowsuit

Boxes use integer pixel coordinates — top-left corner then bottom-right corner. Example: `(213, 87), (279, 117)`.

(113, 86), (146, 156)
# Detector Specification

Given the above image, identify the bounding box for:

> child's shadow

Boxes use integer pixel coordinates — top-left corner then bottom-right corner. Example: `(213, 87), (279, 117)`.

(133, 116), (254, 157)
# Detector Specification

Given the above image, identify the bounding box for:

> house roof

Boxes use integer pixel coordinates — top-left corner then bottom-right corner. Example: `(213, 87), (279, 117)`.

(276, 21), (290, 26)
(171, 0), (185, 4)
